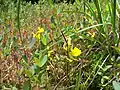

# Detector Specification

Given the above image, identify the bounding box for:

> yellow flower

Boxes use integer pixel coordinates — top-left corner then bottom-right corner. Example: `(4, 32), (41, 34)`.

(32, 27), (44, 40)
(32, 32), (41, 39)
(37, 27), (44, 33)
(35, 33), (41, 39)
(71, 47), (81, 57)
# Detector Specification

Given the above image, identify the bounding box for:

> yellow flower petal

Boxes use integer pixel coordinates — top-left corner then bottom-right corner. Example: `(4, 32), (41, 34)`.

(71, 47), (81, 57)
(36, 33), (41, 39)
(37, 27), (44, 33)
(32, 27), (44, 40)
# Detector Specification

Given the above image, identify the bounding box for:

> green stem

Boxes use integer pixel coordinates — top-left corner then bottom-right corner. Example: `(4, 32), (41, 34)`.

(112, 0), (117, 46)
(83, 0), (86, 27)
(93, 0), (104, 33)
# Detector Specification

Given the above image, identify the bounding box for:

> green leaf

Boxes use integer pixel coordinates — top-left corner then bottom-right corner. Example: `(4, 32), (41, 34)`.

(40, 55), (48, 67)
(97, 71), (102, 75)
(30, 66), (35, 76)
(3, 47), (11, 56)
(34, 57), (40, 67)
(22, 54), (28, 63)
(41, 36), (47, 45)
(0, 35), (2, 41)
(111, 46), (120, 53)
(23, 81), (31, 90)
(34, 55), (48, 67)
(12, 87), (18, 90)
(113, 81), (120, 90)
(103, 76), (109, 80)
(116, 64), (120, 68)
(38, 70), (45, 82)
(75, 0), (80, 5)
(47, 0), (53, 5)
(25, 69), (32, 78)
(103, 65), (112, 71)
(101, 78), (104, 84)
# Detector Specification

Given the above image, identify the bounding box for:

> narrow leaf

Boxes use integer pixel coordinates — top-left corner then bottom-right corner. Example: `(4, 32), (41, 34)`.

(41, 36), (47, 45)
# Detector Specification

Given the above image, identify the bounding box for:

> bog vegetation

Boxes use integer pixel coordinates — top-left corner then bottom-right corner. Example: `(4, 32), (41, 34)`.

(0, 0), (120, 90)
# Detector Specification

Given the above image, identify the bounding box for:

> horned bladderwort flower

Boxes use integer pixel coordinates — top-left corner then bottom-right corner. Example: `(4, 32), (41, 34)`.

(63, 37), (82, 57)
(32, 27), (44, 40)
(37, 27), (44, 33)
(70, 47), (81, 57)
